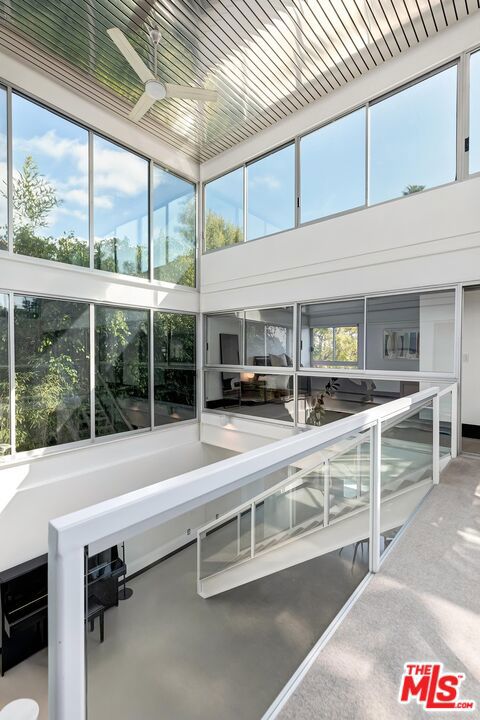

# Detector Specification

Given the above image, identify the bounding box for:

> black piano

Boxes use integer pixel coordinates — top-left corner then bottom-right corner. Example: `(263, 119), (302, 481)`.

(0, 545), (126, 675)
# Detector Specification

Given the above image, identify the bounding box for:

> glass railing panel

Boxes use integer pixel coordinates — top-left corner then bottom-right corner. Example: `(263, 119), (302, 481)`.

(328, 431), (371, 523)
(254, 465), (325, 553)
(380, 402), (434, 554)
(199, 507), (252, 580)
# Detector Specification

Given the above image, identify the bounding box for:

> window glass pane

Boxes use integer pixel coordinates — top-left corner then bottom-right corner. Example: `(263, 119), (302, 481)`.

(300, 108), (366, 223)
(366, 290), (455, 373)
(247, 145), (295, 240)
(0, 88), (7, 250)
(369, 66), (457, 204)
(205, 312), (243, 365)
(204, 168), (243, 250)
(12, 94), (89, 266)
(470, 51), (480, 174)
(153, 167), (196, 287)
(245, 307), (294, 366)
(95, 306), (149, 436)
(94, 136), (149, 277)
(300, 300), (364, 369)
(205, 370), (294, 422)
(14, 295), (90, 452)
(0, 294), (9, 456)
(154, 312), (196, 425)
(298, 376), (420, 426)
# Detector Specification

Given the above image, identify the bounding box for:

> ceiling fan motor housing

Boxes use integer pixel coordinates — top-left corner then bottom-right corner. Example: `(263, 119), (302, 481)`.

(145, 79), (167, 100)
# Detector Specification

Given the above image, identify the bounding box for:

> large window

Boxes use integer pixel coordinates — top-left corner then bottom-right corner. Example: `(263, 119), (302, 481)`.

(204, 168), (243, 251)
(245, 307), (294, 366)
(153, 167), (196, 286)
(470, 50), (480, 175)
(301, 300), (364, 369)
(95, 306), (149, 437)
(14, 295), (90, 452)
(300, 108), (366, 223)
(154, 313), (196, 425)
(369, 66), (457, 204)
(12, 94), (89, 266)
(0, 295), (9, 455)
(94, 136), (149, 277)
(365, 290), (455, 373)
(0, 88), (7, 250)
(247, 145), (295, 241)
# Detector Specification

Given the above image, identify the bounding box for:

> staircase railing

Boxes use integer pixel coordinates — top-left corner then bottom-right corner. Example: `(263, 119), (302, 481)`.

(48, 383), (456, 720)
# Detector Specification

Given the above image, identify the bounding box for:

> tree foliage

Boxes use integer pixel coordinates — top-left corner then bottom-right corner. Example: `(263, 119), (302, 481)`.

(205, 209), (242, 250)
(402, 184), (426, 195)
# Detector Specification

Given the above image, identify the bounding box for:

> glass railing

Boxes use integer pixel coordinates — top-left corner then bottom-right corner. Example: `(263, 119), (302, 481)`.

(47, 383), (456, 720)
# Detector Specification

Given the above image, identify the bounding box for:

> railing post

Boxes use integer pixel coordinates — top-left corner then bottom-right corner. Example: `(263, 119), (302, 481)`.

(197, 531), (203, 594)
(236, 512), (241, 555)
(451, 385), (458, 459)
(48, 526), (86, 720)
(323, 460), (330, 527)
(433, 394), (440, 484)
(250, 502), (256, 558)
(369, 421), (381, 573)
(356, 443), (362, 498)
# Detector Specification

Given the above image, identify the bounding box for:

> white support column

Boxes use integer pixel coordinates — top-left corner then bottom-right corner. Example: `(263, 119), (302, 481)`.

(433, 395), (440, 484)
(48, 525), (86, 720)
(369, 421), (381, 573)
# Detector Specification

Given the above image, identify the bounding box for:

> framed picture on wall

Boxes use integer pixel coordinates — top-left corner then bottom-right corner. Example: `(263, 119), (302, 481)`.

(384, 329), (419, 360)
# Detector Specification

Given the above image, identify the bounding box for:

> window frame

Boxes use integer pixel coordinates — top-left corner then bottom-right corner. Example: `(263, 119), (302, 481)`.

(467, 45), (480, 178)
(0, 84), (198, 289)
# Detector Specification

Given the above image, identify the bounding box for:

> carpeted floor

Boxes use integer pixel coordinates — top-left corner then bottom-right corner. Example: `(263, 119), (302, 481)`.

(278, 454), (480, 719)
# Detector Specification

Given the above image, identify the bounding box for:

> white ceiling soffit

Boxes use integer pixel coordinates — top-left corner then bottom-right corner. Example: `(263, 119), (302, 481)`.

(0, 0), (478, 162)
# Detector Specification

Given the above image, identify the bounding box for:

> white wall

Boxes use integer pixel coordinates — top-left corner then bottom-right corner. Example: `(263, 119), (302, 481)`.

(0, 423), (240, 572)
(462, 288), (480, 426)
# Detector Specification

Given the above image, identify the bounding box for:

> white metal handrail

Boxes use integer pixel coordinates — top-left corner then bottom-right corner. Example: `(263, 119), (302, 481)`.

(48, 383), (456, 720)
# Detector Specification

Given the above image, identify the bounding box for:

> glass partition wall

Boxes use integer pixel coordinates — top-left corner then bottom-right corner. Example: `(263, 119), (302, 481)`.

(204, 289), (458, 453)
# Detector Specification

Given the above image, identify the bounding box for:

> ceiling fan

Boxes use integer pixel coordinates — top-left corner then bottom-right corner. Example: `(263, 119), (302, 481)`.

(107, 27), (218, 123)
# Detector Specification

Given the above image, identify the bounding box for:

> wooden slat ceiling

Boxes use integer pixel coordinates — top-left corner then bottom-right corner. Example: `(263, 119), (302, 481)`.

(0, 0), (478, 162)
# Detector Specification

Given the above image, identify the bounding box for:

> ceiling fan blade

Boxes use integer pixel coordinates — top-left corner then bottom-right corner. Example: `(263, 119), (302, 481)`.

(129, 92), (156, 122)
(107, 28), (155, 84)
(164, 84), (218, 102)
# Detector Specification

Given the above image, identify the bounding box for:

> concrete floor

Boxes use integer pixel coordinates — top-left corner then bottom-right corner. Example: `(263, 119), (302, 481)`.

(278, 454), (480, 719)
(0, 538), (368, 719)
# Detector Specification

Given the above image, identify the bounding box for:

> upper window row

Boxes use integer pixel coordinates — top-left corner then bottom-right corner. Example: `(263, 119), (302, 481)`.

(204, 53), (480, 252)
(0, 92), (196, 287)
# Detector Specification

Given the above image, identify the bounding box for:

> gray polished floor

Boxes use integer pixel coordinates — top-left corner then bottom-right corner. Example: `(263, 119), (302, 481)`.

(0, 539), (368, 719)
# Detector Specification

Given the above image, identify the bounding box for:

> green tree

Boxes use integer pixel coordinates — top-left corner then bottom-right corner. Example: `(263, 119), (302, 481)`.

(205, 209), (242, 250)
(153, 197), (196, 287)
(402, 184), (426, 195)
(8, 155), (89, 266)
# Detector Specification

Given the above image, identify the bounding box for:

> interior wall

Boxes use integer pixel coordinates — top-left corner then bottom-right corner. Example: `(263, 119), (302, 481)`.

(0, 424), (243, 573)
